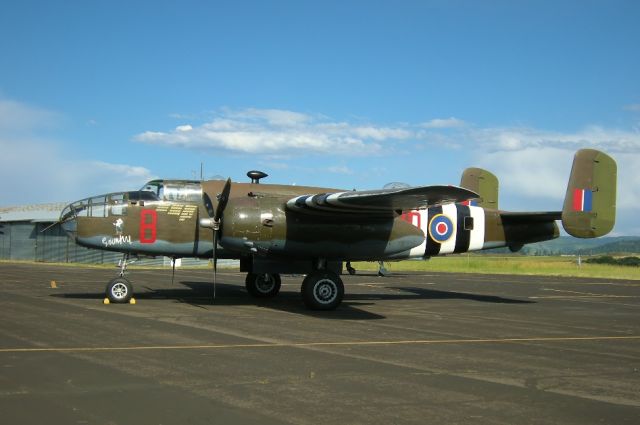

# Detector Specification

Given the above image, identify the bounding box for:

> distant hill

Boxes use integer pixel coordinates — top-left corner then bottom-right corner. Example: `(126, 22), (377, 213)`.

(481, 236), (640, 256)
(522, 236), (640, 255)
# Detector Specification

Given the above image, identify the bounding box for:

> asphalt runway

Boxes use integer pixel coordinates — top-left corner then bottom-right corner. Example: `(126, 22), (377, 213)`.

(1, 262), (639, 424)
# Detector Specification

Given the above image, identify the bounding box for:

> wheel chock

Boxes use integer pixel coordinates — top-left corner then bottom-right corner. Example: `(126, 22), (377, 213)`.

(50, 280), (57, 289)
(103, 298), (110, 305)
(129, 298), (136, 305)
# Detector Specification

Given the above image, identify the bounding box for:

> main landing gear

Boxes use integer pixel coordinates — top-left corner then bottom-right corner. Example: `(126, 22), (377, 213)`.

(244, 270), (345, 310)
(301, 270), (344, 310)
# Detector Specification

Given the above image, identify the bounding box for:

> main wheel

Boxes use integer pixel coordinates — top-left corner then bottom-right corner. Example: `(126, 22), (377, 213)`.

(106, 277), (133, 304)
(245, 273), (281, 298)
(301, 271), (344, 310)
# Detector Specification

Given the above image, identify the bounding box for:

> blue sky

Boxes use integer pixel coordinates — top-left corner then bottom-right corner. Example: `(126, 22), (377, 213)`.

(1, 0), (639, 234)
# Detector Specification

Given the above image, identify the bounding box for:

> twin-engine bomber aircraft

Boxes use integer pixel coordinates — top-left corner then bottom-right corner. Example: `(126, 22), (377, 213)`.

(59, 149), (616, 310)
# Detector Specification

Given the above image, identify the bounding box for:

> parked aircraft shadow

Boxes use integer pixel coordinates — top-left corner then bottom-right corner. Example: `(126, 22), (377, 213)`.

(51, 279), (532, 321)
(176, 281), (386, 320)
(51, 281), (386, 320)
(347, 286), (535, 304)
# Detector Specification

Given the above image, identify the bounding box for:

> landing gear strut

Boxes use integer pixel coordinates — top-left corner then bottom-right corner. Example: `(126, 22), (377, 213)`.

(346, 261), (357, 275)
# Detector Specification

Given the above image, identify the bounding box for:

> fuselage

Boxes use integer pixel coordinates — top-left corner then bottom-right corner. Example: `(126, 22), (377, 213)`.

(61, 179), (559, 263)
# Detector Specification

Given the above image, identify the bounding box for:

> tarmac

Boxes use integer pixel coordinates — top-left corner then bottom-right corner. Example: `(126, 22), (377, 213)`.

(1, 262), (639, 425)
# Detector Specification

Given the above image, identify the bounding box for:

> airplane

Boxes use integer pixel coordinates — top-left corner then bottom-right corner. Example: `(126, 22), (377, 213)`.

(57, 148), (616, 310)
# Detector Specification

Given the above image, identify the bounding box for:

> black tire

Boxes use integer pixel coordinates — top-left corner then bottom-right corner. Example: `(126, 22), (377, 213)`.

(245, 273), (281, 298)
(106, 277), (133, 304)
(301, 271), (344, 310)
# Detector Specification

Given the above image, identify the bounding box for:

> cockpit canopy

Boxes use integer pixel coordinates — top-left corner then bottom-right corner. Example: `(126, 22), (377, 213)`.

(61, 180), (203, 222)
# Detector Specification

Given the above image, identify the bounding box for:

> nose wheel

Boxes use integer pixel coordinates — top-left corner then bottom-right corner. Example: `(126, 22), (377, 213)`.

(106, 277), (133, 303)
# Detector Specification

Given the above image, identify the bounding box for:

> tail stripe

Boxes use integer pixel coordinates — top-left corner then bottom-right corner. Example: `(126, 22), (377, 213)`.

(573, 188), (593, 212)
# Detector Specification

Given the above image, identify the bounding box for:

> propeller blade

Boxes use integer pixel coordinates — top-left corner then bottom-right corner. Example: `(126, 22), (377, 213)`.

(210, 177), (231, 303)
(212, 229), (218, 302)
(214, 178), (232, 220)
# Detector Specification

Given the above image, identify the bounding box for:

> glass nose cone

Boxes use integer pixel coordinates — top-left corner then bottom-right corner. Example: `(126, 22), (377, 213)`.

(59, 203), (80, 236)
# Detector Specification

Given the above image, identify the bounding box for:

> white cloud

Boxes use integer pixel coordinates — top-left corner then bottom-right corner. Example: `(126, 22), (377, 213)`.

(327, 165), (354, 175)
(421, 117), (466, 129)
(471, 126), (640, 154)
(176, 124), (192, 132)
(134, 108), (414, 156)
(228, 108), (312, 127)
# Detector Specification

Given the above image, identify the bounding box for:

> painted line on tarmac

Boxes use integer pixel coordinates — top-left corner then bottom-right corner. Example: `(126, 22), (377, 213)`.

(530, 295), (638, 299)
(1, 335), (639, 354)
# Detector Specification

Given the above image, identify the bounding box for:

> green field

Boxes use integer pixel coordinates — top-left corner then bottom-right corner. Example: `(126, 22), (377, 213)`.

(353, 255), (640, 280)
(3, 255), (639, 280)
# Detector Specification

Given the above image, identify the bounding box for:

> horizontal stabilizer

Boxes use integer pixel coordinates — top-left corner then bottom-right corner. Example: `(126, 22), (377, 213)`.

(501, 211), (562, 223)
(287, 185), (478, 216)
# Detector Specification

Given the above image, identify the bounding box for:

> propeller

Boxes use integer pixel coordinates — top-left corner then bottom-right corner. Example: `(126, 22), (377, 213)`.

(201, 178), (232, 303)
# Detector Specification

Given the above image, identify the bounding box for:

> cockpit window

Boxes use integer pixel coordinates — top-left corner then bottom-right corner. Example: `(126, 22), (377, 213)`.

(139, 180), (202, 202)
(163, 182), (202, 202)
(89, 196), (107, 218)
(127, 191), (160, 201)
(141, 181), (163, 198)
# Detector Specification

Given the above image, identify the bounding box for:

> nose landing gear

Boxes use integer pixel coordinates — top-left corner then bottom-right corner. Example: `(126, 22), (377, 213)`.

(104, 254), (135, 304)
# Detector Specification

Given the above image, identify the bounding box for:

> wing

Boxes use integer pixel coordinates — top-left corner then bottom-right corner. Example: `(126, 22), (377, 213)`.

(286, 185), (478, 216)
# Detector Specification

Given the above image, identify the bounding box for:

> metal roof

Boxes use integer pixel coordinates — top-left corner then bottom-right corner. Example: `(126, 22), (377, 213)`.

(0, 203), (67, 223)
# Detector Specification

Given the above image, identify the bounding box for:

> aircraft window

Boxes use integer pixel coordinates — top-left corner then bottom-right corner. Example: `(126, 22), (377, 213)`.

(91, 204), (107, 218)
(162, 183), (202, 202)
(73, 200), (89, 218)
(90, 196), (106, 205)
(110, 193), (124, 204)
(464, 216), (474, 231)
(110, 204), (127, 216)
(128, 191), (160, 201)
(141, 182), (163, 198)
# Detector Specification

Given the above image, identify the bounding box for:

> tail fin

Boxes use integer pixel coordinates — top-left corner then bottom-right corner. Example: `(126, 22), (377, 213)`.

(460, 168), (499, 209)
(561, 149), (617, 238)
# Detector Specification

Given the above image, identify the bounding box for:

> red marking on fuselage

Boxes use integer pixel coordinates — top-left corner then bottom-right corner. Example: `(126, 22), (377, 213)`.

(401, 211), (421, 228)
(140, 209), (157, 243)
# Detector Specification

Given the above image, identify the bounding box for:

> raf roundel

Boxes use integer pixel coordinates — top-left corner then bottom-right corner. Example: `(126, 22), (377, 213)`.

(428, 214), (454, 243)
